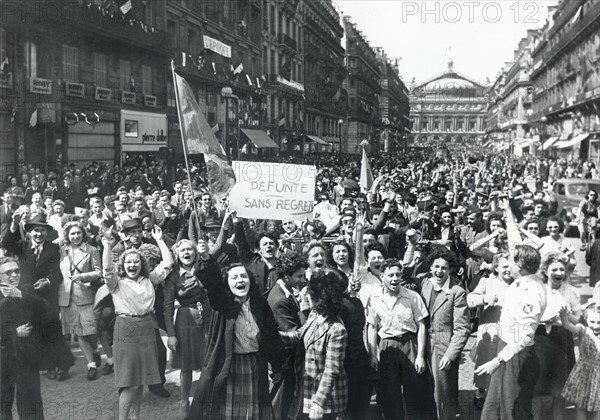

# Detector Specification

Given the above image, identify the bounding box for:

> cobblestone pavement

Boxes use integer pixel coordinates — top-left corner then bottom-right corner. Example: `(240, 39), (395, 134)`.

(27, 238), (593, 420)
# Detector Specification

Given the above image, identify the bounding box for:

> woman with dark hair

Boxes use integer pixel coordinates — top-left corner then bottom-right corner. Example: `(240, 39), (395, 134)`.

(420, 245), (470, 420)
(163, 238), (212, 419)
(541, 217), (576, 266)
(280, 269), (349, 420)
(467, 252), (514, 408)
(328, 240), (355, 281)
(187, 245), (285, 420)
(534, 251), (581, 419)
(467, 213), (508, 290)
(59, 221), (103, 380)
(577, 189), (600, 250)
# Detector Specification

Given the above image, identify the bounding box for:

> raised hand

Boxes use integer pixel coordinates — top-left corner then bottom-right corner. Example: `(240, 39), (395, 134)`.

(151, 225), (163, 242)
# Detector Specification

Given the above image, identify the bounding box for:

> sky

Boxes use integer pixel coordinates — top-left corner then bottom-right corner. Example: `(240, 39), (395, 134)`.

(335, 0), (559, 85)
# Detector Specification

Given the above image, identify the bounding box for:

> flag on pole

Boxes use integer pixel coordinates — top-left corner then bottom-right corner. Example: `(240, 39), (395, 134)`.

(181, 52), (187, 67)
(359, 146), (373, 192)
(172, 70), (235, 200)
(0, 57), (9, 75)
(233, 63), (244, 75)
(211, 124), (219, 133)
(29, 108), (38, 128)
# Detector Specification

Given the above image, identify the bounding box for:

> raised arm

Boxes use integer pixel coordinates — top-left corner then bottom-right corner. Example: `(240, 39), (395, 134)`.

(101, 237), (118, 292)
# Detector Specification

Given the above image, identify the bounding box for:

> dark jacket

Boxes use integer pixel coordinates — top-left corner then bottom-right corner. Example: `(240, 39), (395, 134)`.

(2, 229), (62, 311)
(188, 257), (284, 420)
(233, 221), (277, 295)
(0, 293), (48, 365)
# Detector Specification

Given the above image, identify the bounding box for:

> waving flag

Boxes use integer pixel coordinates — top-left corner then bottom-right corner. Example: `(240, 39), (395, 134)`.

(172, 63), (235, 200)
(359, 146), (373, 192)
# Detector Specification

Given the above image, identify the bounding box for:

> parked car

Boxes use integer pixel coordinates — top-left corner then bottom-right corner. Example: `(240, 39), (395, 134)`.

(552, 178), (600, 236)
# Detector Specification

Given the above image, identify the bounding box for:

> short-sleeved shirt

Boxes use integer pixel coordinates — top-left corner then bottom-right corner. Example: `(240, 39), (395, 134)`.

(367, 285), (428, 340)
(541, 282), (581, 328)
(355, 265), (382, 309)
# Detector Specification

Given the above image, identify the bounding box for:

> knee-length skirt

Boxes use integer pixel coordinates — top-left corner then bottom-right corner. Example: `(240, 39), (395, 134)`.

(61, 301), (97, 336)
(113, 315), (161, 388)
(172, 305), (208, 372)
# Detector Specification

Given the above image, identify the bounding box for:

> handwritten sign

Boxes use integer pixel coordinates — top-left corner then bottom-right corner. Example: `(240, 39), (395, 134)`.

(229, 161), (316, 221)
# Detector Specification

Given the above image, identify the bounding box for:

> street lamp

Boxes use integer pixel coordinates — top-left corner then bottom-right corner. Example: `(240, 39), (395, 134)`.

(221, 87), (240, 159)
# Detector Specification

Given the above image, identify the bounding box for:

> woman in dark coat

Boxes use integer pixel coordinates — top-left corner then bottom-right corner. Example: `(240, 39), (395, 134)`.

(187, 242), (284, 420)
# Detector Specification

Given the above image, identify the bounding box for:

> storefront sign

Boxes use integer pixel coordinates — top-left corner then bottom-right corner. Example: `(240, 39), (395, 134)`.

(203, 35), (231, 58)
(229, 161), (316, 221)
(29, 77), (52, 95)
(95, 87), (112, 101)
(65, 82), (84, 98)
(120, 109), (167, 152)
(121, 91), (136, 104)
(144, 95), (157, 107)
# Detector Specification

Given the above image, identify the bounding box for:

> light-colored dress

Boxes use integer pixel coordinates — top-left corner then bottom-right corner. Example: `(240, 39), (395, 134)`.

(562, 327), (600, 412)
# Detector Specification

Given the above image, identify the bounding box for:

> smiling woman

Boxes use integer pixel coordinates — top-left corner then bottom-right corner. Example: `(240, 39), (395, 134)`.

(188, 251), (284, 420)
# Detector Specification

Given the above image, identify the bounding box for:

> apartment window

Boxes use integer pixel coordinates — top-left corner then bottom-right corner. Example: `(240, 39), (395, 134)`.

(167, 19), (179, 49)
(188, 29), (197, 55)
(119, 59), (131, 90)
(94, 53), (108, 87)
(0, 29), (6, 63)
(206, 91), (217, 125)
(62, 44), (78, 82)
(167, 82), (175, 107)
(142, 65), (152, 94)
(143, 1), (153, 25)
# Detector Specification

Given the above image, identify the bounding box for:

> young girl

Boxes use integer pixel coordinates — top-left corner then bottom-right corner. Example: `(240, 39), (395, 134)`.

(560, 302), (600, 419)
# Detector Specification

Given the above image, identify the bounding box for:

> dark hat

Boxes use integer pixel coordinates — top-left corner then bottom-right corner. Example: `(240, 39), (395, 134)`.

(341, 179), (359, 191)
(121, 218), (143, 232)
(202, 215), (221, 229)
(24, 213), (54, 232)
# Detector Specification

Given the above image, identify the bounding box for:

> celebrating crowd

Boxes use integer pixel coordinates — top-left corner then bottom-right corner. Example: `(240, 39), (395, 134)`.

(2, 150), (600, 420)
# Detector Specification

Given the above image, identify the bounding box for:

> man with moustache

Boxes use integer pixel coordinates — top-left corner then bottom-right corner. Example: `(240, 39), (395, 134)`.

(2, 212), (74, 381)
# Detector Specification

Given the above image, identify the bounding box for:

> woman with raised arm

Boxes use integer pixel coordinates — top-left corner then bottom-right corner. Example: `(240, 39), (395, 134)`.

(101, 225), (171, 420)
(187, 238), (284, 420)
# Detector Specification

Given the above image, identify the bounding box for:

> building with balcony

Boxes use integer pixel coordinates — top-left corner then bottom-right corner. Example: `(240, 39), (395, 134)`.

(262, 0), (305, 155)
(529, 0), (600, 161)
(166, 0), (268, 160)
(376, 49), (411, 153)
(486, 32), (537, 156)
(409, 59), (488, 148)
(303, 0), (346, 152)
(0, 0), (171, 178)
(342, 16), (381, 154)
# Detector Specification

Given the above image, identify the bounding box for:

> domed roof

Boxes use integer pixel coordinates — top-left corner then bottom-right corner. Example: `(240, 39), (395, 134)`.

(423, 76), (474, 90)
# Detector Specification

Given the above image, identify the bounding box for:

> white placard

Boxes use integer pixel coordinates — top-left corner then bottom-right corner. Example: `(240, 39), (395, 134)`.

(229, 161), (316, 221)
(203, 35), (231, 58)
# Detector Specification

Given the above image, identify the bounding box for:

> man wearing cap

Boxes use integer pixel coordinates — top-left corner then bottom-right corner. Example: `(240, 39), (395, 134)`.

(2, 212), (74, 380)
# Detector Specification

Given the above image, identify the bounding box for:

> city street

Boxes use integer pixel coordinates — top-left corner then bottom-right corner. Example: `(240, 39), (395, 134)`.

(33, 237), (593, 420)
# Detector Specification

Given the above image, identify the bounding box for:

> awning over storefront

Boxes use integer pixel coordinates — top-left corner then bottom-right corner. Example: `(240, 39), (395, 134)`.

(554, 133), (590, 149)
(307, 135), (328, 145)
(241, 129), (279, 148)
(542, 136), (560, 150)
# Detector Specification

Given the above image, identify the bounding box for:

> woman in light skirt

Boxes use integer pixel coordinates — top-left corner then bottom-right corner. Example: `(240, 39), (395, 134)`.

(59, 221), (102, 380)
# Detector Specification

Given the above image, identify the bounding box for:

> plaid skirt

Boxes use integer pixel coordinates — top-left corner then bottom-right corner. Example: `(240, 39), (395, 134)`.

(60, 301), (97, 336)
(217, 353), (273, 420)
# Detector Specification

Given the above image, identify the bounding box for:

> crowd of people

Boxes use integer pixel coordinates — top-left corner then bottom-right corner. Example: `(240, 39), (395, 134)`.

(1, 150), (600, 420)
